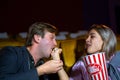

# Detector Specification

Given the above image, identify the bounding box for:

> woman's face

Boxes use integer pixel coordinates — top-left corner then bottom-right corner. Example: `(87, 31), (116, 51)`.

(85, 29), (103, 54)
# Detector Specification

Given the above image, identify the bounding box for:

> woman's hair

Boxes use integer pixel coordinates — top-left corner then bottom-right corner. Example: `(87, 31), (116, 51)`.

(25, 22), (57, 46)
(89, 24), (117, 60)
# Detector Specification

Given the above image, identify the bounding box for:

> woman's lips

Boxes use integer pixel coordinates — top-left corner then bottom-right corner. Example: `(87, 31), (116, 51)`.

(86, 44), (91, 48)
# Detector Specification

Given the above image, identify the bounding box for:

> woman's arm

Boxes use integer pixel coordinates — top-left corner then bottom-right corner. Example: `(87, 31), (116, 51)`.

(51, 47), (69, 80)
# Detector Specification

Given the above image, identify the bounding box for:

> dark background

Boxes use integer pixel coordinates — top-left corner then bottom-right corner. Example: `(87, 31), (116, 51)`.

(0, 0), (120, 35)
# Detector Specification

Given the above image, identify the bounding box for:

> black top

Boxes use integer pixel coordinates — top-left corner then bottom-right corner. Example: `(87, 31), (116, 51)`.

(0, 46), (59, 80)
(0, 46), (39, 80)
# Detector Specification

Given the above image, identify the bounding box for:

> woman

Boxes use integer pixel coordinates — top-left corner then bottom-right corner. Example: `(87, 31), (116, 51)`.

(69, 24), (117, 80)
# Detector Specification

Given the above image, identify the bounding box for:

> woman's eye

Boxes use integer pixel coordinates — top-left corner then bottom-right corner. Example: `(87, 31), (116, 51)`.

(91, 36), (95, 38)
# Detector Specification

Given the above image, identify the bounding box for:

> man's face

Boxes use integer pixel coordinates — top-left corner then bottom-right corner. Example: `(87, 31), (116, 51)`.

(85, 29), (103, 54)
(39, 31), (57, 58)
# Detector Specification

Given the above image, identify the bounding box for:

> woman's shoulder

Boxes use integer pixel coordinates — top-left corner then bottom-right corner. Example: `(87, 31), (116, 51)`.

(69, 59), (89, 80)
(72, 60), (86, 70)
(74, 60), (84, 65)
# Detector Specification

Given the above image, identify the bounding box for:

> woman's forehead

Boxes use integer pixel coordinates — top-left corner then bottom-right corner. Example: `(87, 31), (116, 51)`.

(89, 29), (98, 35)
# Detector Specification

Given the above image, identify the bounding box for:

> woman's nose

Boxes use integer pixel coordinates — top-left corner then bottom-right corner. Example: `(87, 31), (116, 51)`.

(86, 36), (90, 42)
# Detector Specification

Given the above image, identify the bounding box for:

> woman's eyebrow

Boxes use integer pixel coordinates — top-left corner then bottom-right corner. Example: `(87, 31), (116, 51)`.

(89, 32), (96, 35)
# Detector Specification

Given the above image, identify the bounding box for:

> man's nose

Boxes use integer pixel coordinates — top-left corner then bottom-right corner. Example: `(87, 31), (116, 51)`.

(54, 40), (57, 46)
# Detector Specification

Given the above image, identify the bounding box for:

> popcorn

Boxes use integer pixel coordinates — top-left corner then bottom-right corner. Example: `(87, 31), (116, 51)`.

(82, 52), (108, 80)
(52, 47), (62, 60)
(53, 47), (59, 52)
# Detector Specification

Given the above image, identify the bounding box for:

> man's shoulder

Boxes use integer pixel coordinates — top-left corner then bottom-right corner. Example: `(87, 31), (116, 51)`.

(1, 46), (21, 50)
(0, 46), (26, 56)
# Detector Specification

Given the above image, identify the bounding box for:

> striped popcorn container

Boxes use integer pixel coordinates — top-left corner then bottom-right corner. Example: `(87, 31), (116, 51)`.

(82, 52), (108, 80)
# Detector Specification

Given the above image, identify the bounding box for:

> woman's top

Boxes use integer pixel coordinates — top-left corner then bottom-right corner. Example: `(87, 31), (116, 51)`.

(69, 60), (89, 80)
(69, 51), (120, 80)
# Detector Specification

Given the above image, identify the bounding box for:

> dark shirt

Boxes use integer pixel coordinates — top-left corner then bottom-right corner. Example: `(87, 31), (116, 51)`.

(26, 47), (58, 80)
(0, 46), (39, 80)
(0, 46), (59, 80)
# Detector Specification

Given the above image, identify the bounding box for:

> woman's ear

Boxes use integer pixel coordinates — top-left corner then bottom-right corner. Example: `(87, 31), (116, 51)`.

(33, 35), (41, 43)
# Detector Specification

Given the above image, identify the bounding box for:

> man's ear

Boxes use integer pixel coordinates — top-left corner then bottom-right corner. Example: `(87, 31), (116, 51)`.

(33, 35), (41, 43)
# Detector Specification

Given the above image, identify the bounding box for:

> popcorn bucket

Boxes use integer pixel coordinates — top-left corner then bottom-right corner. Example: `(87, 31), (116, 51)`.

(82, 52), (108, 80)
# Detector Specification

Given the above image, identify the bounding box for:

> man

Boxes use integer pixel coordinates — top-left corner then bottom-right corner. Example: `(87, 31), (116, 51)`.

(0, 22), (68, 80)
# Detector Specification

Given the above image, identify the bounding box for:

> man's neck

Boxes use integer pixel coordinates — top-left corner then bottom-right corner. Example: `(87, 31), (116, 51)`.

(27, 46), (41, 65)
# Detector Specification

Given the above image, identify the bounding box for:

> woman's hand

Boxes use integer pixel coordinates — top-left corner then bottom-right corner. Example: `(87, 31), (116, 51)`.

(51, 47), (62, 60)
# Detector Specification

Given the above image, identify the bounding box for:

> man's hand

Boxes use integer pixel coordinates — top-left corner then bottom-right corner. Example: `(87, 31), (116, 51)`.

(36, 60), (63, 76)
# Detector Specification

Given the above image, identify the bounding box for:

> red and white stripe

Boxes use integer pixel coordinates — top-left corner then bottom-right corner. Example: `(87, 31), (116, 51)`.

(83, 52), (108, 80)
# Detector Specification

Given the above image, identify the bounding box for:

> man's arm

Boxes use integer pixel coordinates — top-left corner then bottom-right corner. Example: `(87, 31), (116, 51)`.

(0, 47), (39, 80)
